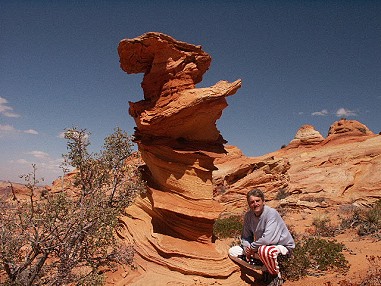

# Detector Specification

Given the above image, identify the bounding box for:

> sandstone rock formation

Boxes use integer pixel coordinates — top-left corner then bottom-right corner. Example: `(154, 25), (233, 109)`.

(213, 145), (291, 212)
(117, 32), (242, 283)
(328, 118), (374, 137)
(216, 120), (381, 215)
(287, 124), (325, 148)
(0, 180), (47, 201)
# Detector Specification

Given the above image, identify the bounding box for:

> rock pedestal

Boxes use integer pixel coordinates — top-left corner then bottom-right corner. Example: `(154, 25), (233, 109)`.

(117, 32), (241, 281)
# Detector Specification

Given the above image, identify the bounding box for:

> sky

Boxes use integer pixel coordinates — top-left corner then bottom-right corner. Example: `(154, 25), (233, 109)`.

(1, 0), (380, 184)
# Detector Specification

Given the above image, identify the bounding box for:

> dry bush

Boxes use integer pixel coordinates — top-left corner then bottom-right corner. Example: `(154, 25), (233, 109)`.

(312, 215), (338, 237)
(340, 200), (381, 238)
(280, 236), (349, 281)
(0, 128), (145, 286)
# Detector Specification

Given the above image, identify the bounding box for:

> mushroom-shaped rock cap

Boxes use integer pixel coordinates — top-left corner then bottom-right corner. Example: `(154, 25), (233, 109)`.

(118, 32), (211, 101)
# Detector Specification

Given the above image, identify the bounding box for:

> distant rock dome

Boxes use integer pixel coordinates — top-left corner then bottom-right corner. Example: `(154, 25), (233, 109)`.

(328, 119), (374, 136)
(288, 124), (325, 147)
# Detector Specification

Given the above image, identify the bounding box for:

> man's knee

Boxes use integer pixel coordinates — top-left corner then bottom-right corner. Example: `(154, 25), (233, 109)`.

(228, 245), (243, 257)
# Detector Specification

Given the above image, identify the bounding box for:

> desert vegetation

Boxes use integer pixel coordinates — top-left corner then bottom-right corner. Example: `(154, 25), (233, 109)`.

(0, 127), (145, 286)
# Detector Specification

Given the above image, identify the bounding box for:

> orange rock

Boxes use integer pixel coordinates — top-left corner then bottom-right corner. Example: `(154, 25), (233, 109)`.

(288, 124), (325, 148)
(117, 32), (242, 280)
(328, 118), (374, 136)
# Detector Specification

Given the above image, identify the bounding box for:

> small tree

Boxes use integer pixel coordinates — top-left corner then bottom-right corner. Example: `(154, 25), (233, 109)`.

(0, 127), (145, 285)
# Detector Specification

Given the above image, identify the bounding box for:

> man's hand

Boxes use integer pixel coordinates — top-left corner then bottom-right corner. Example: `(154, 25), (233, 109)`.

(244, 246), (256, 260)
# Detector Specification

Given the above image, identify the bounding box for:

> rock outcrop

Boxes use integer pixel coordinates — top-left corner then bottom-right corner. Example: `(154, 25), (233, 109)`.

(117, 32), (242, 283)
(287, 124), (325, 148)
(216, 121), (381, 214)
(213, 145), (291, 212)
(328, 118), (374, 137)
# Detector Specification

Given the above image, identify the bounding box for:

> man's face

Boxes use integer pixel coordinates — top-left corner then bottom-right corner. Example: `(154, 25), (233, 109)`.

(248, 195), (264, 216)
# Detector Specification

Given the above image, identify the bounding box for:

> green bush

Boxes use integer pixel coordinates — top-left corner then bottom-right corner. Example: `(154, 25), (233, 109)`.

(312, 215), (337, 237)
(213, 215), (243, 239)
(280, 237), (349, 281)
(340, 200), (381, 237)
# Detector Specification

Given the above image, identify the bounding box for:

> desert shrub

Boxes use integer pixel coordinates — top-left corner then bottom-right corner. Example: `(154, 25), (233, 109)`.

(312, 215), (337, 237)
(280, 237), (349, 281)
(300, 196), (326, 203)
(276, 188), (290, 200)
(358, 200), (381, 237)
(278, 241), (310, 280)
(0, 127), (145, 286)
(340, 200), (381, 237)
(213, 215), (243, 239)
(303, 237), (349, 272)
(340, 205), (362, 229)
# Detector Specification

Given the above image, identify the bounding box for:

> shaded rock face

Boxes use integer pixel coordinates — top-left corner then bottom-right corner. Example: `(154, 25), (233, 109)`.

(117, 32), (241, 280)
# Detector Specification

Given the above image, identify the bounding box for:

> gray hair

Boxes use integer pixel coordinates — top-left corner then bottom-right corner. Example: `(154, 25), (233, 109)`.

(246, 189), (265, 201)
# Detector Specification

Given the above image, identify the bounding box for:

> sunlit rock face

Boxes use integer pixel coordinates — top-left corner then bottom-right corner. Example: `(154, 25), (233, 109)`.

(215, 120), (381, 216)
(328, 118), (374, 137)
(117, 32), (241, 280)
(288, 124), (325, 148)
(213, 145), (291, 211)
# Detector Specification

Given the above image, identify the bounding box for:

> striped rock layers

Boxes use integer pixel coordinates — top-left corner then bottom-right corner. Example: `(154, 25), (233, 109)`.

(117, 32), (241, 281)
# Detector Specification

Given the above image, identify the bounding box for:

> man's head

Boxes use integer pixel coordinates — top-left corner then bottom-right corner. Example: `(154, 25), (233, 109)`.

(246, 189), (265, 216)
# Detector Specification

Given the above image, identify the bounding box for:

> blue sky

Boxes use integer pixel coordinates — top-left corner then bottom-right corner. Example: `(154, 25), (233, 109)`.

(1, 0), (380, 184)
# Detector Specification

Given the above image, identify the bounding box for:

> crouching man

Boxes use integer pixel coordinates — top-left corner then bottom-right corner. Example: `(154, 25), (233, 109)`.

(229, 189), (295, 286)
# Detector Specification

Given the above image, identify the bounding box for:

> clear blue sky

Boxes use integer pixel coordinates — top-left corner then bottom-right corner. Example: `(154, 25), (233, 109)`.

(1, 0), (380, 184)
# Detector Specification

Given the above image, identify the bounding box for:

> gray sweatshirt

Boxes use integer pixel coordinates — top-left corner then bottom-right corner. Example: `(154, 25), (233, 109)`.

(241, 205), (295, 251)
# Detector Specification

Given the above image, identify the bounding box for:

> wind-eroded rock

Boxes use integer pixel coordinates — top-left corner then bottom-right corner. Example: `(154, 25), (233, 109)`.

(117, 32), (242, 282)
(288, 124), (325, 148)
(216, 120), (381, 215)
(328, 118), (374, 137)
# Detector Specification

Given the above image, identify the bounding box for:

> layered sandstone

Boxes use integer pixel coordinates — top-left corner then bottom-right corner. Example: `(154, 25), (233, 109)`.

(328, 118), (374, 137)
(117, 32), (242, 282)
(216, 120), (381, 215)
(287, 124), (325, 148)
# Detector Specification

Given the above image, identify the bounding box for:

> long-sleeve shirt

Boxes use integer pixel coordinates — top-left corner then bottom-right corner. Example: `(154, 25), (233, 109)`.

(241, 205), (295, 251)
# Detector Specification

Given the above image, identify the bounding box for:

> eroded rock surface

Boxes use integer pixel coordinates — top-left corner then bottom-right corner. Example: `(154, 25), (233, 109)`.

(288, 124), (325, 148)
(216, 120), (381, 215)
(117, 32), (242, 282)
(328, 118), (374, 137)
